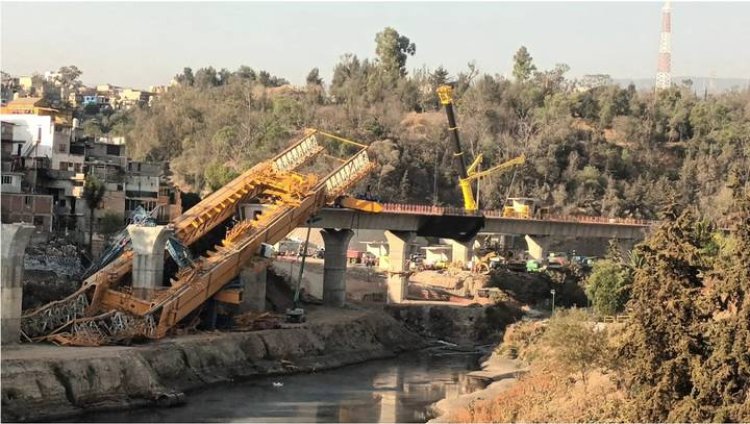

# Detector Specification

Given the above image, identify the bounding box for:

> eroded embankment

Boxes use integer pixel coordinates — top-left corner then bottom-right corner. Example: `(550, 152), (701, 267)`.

(1, 307), (425, 422)
(385, 303), (523, 346)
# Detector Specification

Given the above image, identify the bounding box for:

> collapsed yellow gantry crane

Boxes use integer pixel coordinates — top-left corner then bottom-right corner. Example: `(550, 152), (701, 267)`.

(21, 129), (375, 346)
(437, 85), (525, 212)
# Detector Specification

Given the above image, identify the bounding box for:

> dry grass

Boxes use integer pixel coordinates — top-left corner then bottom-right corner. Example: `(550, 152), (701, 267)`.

(447, 365), (628, 423)
(447, 319), (632, 422)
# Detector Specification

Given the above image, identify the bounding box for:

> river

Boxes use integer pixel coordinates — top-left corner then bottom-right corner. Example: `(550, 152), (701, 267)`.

(76, 352), (485, 423)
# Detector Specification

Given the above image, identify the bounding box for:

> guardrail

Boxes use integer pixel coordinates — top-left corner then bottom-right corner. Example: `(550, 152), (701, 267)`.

(379, 203), (657, 227)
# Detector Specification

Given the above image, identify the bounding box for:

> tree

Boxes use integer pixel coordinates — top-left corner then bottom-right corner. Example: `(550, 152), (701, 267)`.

(194, 67), (218, 88)
(83, 174), (106, 255)
(512, 46), (537, 82)
(429, 66), (450, 87)
(98, 212), (124, 244)
(55, 65), (82, 89)
(176, 67), (194, 86)
(375, 27), (416, 80)
(306, 67), (323, 86)
(585, 259), (630, 315)
(618, 202), (714, 421)
(235, 66), (256, 81)
(541, 308), (607, 387)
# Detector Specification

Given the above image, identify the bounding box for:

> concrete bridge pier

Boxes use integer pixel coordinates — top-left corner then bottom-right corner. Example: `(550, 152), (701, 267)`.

(321, 228), (354, 307)
(239, 259), (268, 312)
(446, 238), (476, 269)
(127, 225), (173, 299)
(385, 230), (415, 304)
(524, 234), (551, 261)
(1, 224), (35, 345)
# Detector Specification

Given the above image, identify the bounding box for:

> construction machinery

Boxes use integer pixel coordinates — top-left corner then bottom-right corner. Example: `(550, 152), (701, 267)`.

(502, 197), (542, 219)
(437, 85), (525, 212)
(20, 129), (375, 346)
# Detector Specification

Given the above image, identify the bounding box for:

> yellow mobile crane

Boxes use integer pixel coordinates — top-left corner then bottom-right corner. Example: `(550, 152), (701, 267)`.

(437, 85), (525, 212)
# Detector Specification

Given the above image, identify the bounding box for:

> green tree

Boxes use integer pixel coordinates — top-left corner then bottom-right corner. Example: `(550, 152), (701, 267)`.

(619, 202), (714, 421)
(512, 46), (537, 82)
(585, 259), (630, 315)
(429, 66), (450, 87)
(375, 27), (416, 80)
(83, 174), (106, 255)
(234, 66), (256, 81)
(176, 67), (194, 86)
(683, 185), (750, 422)
(306, 67), (323, 86)
(98, 212), (124, 244)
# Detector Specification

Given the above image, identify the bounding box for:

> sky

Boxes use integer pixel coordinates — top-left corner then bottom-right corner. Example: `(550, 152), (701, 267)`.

(2, 1), (749, 89)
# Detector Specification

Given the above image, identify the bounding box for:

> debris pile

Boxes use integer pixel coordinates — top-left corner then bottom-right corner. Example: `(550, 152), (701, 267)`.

(24, 238), (84, 276)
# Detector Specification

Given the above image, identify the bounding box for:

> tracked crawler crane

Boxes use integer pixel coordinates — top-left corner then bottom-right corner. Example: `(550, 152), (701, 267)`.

(21, 130), (375, 345)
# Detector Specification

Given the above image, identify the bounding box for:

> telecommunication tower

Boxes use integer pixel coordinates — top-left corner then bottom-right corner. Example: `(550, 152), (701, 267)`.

(655, 1), (672, 90)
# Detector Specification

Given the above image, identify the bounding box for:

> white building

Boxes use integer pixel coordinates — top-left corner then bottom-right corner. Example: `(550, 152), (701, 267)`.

(0, 114), (76, 170)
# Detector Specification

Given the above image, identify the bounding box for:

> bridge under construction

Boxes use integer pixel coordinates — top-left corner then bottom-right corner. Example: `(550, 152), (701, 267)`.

(17, 129), (375, 346)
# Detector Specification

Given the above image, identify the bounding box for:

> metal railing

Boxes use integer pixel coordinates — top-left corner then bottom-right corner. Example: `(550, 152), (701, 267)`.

(379, 203), (657, 227)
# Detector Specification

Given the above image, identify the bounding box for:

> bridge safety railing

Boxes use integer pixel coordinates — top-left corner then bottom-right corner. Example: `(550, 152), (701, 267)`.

(380, 203), (656, 226)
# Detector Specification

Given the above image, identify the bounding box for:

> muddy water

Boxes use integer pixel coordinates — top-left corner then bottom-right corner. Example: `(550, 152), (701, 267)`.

(79, 352), (485, 423)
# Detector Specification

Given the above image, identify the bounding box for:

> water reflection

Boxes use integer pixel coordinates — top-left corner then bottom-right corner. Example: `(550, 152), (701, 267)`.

(78, 352), (484, 423)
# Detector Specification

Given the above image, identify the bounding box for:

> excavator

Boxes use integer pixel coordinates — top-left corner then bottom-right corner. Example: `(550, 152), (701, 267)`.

(436, 85), (525, 213)
(20, 129), (377, 346)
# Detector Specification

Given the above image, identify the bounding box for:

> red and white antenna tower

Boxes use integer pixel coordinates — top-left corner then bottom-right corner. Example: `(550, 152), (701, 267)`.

(655, 1), (672, 90)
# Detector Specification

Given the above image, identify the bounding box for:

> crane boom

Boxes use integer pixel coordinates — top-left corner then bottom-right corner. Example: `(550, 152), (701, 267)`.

(464, 154), (525, 182)
(437, 85), (525, 212)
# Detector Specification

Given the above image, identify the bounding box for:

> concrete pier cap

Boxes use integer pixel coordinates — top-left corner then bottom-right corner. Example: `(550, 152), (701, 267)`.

(384, 230), (416, 304)
(127, 225), (173, 299)
(321, 228), (354, 307)
(2, 223), (35, 344)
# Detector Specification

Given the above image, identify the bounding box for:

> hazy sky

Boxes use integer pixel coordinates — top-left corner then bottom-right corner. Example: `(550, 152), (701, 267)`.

(2, 1), (749, 89)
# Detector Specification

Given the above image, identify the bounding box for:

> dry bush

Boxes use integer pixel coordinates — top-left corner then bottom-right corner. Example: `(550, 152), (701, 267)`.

(497, 319), (546, 360)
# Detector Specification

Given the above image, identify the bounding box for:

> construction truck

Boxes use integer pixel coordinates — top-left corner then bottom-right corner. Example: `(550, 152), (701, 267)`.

(501, 197), (548, 219)
(437, 85), (525, 212)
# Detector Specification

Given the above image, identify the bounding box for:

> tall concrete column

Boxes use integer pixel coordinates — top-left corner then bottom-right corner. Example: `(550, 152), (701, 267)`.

(384, 230), (415, 304)
(446, 238), (476, 269)
(127, 225), (173, 299)
(2, 224), (35, 344)
(321, 228), (354, 307)
(239, 258), (269, 312)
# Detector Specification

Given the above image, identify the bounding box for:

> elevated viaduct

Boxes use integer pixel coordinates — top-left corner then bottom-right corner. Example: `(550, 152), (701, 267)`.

(241, 203), (655, 303)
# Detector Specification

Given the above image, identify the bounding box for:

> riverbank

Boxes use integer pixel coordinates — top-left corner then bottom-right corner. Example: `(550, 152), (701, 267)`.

(427, 348), (529, 423)
(1, 306), (425, 422)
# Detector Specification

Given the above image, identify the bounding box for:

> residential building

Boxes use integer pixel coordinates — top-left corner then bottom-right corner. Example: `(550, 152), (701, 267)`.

(118, 88), (152, 109)
(82, 95), (109, 107)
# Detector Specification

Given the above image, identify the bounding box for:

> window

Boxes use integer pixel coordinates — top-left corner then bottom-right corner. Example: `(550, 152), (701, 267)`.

(59, 161), (68, 170)
(74, 164), (82, 173)
(106, 145), (120, 156)
(1, 175), (11, 184)
(57, 143), (67, 153)
(24, 196), (32, 206)
(34, 216), (44, 226)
